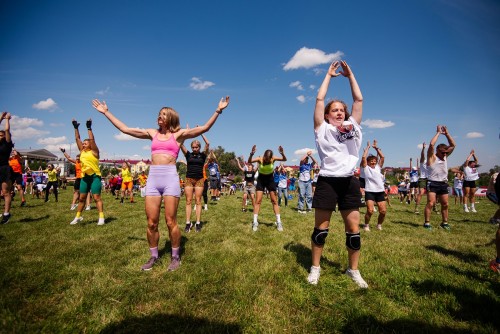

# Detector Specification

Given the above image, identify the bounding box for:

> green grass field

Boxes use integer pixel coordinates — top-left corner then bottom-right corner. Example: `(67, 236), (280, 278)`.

(0, 188), (498, 333)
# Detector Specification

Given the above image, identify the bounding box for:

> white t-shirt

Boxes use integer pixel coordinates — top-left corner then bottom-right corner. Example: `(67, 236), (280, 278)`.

(419, 162), (427, 179)
(363, 165), (385, 192)
(427, 156), (448, 182)
(464, 166), (479, 181)
(315, 117), (362, 177)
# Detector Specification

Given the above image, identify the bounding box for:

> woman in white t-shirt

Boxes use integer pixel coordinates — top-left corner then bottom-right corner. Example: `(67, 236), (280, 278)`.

(307, 60), (367, 288)
(360, 140), (386, 231)
(463, 149), (479, 213)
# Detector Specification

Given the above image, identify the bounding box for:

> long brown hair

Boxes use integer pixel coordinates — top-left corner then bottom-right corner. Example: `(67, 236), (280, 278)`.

(324, 99), (350, 123)
(158, 107), (181, 132)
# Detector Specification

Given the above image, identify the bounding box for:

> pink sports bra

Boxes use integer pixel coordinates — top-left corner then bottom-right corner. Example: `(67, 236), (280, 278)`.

(151, 132), (180, 159)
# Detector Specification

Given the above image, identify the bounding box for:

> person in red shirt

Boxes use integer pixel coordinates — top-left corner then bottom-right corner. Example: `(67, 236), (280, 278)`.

(9, 149), (26, 206)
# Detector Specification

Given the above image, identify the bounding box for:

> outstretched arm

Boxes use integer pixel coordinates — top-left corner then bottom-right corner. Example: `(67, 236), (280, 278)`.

(179, 97), (230, 140)
(86, 119), (99, 159)
(373, 141), (384, 168)
(340, 61), (363, 125)
(442, 126), (456, 156)
(201, 133), (210, 154)
(92, 99), (152, 139)
(360, 141), (370, 168)
(427, 126), (441, 166)
(314, 62), (342, 129)
(180, 143), (188, 156)
(72, 119), (83, 151)
(1, 112), (12, 143)
(464, 149), (477, 166)
(60, 148), (76, 164)
(420, 142), (426, 163)
(248, 145), (260, 164)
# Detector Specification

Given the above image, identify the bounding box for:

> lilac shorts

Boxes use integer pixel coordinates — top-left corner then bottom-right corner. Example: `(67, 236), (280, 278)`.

(145, 165), (181, 197)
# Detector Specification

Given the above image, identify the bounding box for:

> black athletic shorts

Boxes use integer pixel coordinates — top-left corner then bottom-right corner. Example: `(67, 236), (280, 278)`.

(365, 191), (386, 203)
(312, 175), (361, 211)
(428, 181), (449, 195)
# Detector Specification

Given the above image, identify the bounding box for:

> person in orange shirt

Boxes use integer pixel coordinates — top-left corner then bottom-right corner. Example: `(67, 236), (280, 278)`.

(9, 149), (26, 206)
(60, 148), (91, 210)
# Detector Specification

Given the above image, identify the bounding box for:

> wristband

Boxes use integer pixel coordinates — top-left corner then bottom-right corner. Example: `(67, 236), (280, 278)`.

(216, 109), (222, 114)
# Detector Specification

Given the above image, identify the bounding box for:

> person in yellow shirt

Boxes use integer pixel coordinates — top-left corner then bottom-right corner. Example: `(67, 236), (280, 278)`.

(60, 148), (91, 211)
(40, 164), (60, 203)
(69, 119), (105, 226)
(115, 161), (135, 204)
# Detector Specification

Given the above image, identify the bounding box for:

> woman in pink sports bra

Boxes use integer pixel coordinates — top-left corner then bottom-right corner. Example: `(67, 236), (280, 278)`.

(92, 97), (230, 272)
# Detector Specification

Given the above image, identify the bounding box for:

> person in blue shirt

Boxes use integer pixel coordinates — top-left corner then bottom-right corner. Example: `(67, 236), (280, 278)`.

(297, 150), (317, 213)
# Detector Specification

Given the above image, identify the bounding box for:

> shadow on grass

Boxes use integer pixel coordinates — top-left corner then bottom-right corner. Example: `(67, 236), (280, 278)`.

(393, 221), (420, 228)
(341, 314), (471, 334)
(410, 279), (500, 328)
(284, 242), (340, 271)
(425, 245), (482, 263)
(19, 214), (50, 223)
(100, 313), (241, 333)
(444, 265), (500, 292)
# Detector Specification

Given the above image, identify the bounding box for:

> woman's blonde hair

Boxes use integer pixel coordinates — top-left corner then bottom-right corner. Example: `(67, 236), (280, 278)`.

(158, 107), (181, 132)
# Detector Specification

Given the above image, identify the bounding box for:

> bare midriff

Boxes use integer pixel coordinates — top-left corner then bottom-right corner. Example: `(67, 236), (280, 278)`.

(151, 154), (178, 165)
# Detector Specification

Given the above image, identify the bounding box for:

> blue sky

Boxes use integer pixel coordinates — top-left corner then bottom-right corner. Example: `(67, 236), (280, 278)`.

(1, 0), (499, 171)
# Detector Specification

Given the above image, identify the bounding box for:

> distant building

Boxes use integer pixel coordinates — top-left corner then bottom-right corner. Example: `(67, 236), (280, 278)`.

(16, 148), (58, 167)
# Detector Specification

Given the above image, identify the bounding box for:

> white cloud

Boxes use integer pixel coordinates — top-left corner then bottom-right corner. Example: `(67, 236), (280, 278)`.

(289, 81), (304, 90)
(50, 123), (65, 127)
(309, 85), (316, 90)
(11, 115), (44, 128)
(296, 95), (306, 103)
(9, 116), (49, 140)
(114, 133), (140, 141)
(283, 47), (343, 71)
(37, 136), (66, 145)
(32, 98), (57, 110)
(189, 77), (215, 91)
(361, 119), (395, 129)
(294, 148), (316, 156)
(96, 86), (111, 95)
(313, 68), (324, 76)
(11, 127), (50, 140)
(466, 132), (484, 138)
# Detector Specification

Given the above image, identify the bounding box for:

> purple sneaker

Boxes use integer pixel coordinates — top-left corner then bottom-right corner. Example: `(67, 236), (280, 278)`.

(167, 256), (181, 271)
(141, 256), (159, 271)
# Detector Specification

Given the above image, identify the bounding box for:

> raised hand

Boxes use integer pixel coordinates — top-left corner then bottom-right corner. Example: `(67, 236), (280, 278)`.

(339, 60), (352, 77)
(60, 147), (65, 153)
(278, 146), (284, 154)
(251, 145), (256, 155)
(372, 140), (378, 149)
(92, 99), (108, 114)
(217, 96), (230, 112)
(327, 61), (342, 77)
(72, 119), (80, 129)
(86, 119), (92, 130)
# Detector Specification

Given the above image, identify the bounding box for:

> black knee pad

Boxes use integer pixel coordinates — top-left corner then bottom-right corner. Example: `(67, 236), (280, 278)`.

(311, 228), (329, 246)
(346, 232), (361, 250)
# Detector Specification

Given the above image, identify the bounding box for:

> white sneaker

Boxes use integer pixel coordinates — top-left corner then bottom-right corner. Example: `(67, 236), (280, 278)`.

(471, 207), (477, 213)
(97, 218), (105, 226)
(363, 224), (370, 231)
(70, 217), (83, 225)
(307, 266), (321, 285)
(204, 204), (208, 211)
(276, 222), (283, 232)
(376, 224), (382, 230)
(85, 205), (91, 211)
(464, 206), (469, 213)
(345, 268), (368, 288)
(70, 204), (78, 210)
(252, 222), (259, 231)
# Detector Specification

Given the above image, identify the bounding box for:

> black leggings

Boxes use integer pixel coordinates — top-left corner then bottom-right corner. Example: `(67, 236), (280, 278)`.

(45, 181), (58, 202)
(203, 179), (208, 205)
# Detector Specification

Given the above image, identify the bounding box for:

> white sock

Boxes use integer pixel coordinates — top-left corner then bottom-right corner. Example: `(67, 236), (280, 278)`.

(471, 203), (475, 209)
(276, 214), (281, 223)
(253, 214), (258, 223)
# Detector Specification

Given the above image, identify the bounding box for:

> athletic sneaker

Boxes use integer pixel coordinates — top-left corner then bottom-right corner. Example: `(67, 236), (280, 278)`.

(345, 268), (368, 288)
(471, 207), (477, 213)
(423, 223), (432, 230)
(97, 218), (105, 226)
(203, 204), (208, 211)
(297, 210), (306, 214)
(307, 266), (321, 285)
(489, 259), (500, 273)
(276, 222), (283, 232)
(414, 210), (419, 214)
(376, 224), (382, 230)
(440, 222), (451, 230)
(70, 217), (83, 225)
(85, 205), (91, 211)
(252, 222), (259, 232)
(195, 223), (202, 232)
(21, 201), (26, 207)
(141, 256), (158, 271)
(241, 208), (246, 212)
(464, 206), (470, 213)
(184, 223), (193, 233)
(167, 256), (181, 271)
(1, 213), (11, 225)
(363, 224), (370, 232)
(70, 204), (78, 210)
(489, 218), (500, 225)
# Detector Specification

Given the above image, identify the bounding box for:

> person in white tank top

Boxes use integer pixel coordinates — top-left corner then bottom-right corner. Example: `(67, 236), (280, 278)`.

(463, 149), (479, 213)
(424, 125), (456, 230)
(414, 142), (428, 214)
